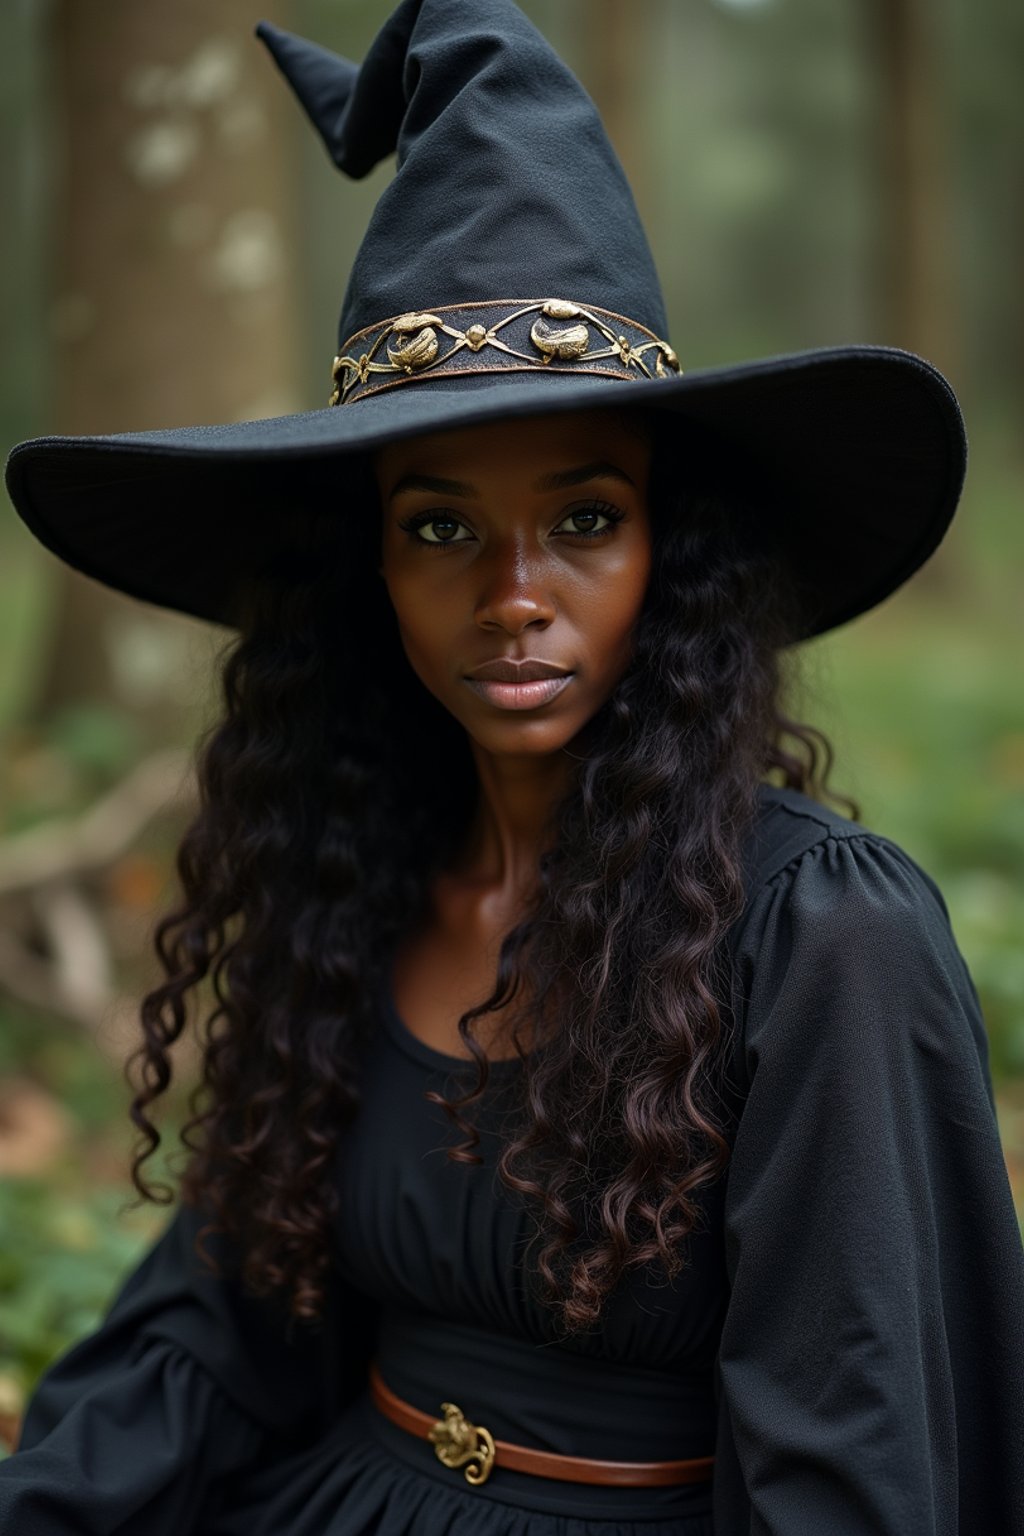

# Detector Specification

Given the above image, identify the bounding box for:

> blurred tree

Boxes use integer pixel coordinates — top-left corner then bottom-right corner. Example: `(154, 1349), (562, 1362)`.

(29, 0), (301, 738)
(862, 0), (958, 376)
(947, 0), (1024, 419)
(578, 0), (649, 211)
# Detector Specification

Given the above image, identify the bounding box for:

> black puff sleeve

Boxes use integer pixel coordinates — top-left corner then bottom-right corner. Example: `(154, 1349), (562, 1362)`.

(712, 831), (1024, 1535)
(0, 1196), (376, 1534)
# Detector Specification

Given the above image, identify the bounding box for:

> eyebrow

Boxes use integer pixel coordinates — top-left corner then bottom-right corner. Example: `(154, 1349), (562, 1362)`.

(386, 460), (636, 501)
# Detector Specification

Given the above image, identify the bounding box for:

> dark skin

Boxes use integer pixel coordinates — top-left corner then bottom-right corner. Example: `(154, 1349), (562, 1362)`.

(374, 406), (653, 1059)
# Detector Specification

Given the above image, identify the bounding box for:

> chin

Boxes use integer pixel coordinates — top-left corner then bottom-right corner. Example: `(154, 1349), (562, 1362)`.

(462, 712), (588, 758)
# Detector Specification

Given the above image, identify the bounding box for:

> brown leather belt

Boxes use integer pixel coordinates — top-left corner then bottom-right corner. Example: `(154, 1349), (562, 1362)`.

(368, 1359), (715, 1488)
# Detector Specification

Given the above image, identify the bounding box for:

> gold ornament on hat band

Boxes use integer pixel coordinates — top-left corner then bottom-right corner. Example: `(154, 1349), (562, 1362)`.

(328, 298), (682, 405)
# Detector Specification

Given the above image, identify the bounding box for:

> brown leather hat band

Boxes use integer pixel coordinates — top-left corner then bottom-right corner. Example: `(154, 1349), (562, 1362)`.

(368, 1358), (714, 1489)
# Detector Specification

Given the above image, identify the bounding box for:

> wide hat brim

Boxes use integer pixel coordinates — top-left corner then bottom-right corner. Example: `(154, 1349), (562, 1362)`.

(3, 342), (966, 639)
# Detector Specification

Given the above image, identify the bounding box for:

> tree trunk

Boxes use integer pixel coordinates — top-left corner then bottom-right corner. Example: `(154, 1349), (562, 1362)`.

(863, 0), (958, 376)
(30, 0), (300, 732)
(578, 0), (651, 221)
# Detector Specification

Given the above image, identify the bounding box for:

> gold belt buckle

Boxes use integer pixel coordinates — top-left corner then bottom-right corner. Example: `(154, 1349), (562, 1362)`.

(428, 1397), (497, 1486)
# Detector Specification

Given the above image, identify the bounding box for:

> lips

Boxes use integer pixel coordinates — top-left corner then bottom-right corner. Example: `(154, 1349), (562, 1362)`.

(463, 657), (575, 710)
(467, 658), (572, 682)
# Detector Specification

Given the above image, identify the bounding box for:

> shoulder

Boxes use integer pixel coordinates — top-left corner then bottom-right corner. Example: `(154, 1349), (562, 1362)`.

(729, 784), (988, 1090)
(743, 782), (883, 888)
(740, 782), (949, 926)
(732, 783), (974, 1033)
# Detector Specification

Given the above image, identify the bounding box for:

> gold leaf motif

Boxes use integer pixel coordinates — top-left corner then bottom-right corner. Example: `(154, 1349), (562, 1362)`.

(541, 298), (581, 319)
(428, 1401), (496, 1487)
(530, 318), (590, 362)
(387, 327), (439, 371)
(328, 302), (681, 404)
(392, 311), (444, 333)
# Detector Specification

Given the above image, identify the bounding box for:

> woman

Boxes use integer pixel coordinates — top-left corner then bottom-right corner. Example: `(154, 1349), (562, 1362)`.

(2, 2), (1022, 1533)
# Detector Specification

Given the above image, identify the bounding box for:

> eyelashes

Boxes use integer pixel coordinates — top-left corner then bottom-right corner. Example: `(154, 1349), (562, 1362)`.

(397, 501), (627, 549)
(395, 511), (466, 546)
(557, 504), (627, 539)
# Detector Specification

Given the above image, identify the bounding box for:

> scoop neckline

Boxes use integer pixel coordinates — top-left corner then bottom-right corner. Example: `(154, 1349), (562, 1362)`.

(381, 978), (527, 1075)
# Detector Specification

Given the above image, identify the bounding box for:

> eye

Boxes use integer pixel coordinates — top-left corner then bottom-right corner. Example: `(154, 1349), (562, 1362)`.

(553, 502), (626, 539)
(397, 511), (473, 546)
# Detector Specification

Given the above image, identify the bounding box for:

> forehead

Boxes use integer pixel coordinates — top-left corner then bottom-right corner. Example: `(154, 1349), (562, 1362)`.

(372, 406), (653, 484)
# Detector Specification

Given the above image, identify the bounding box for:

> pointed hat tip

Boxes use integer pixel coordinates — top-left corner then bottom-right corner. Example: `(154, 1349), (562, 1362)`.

(250, 16), (370, 176)
(253, 19), (283, 50)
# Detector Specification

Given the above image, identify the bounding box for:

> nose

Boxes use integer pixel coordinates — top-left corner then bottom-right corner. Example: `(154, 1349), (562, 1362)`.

(473, 536), (556, 633)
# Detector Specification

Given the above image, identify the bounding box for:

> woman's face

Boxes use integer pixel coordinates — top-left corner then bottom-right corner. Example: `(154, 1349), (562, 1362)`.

(374, 406), (653, 759)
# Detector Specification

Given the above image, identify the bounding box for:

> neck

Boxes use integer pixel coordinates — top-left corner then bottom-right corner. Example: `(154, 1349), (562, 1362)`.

(455, 741), (578, 902)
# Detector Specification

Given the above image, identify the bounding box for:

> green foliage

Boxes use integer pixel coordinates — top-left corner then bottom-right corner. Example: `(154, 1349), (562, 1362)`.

(0, 703), (145, 835)
(797, 428), (1024, 1081)
(0, 1181), (164, 1397)
(0, 1004), (126, 1135)
(0, 1003), (191, 1447)
(807, 619), (1024, 1080)
(45, 703), (143, 786)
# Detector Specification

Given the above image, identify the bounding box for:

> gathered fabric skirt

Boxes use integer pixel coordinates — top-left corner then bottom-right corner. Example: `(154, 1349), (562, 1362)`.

(200, 1387), (716, 1535)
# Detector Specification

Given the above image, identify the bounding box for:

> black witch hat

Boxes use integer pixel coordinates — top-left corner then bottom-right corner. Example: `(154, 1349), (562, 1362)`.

(3, 0), (966, 637)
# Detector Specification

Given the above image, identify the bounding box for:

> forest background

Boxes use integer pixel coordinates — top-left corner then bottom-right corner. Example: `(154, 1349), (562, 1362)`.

(0, 0), (1021, 1450)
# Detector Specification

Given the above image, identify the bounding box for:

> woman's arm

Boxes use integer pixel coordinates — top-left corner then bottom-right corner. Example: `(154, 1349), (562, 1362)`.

(0, 1196), (376, 1533)
(713, 829), (1024, 1535)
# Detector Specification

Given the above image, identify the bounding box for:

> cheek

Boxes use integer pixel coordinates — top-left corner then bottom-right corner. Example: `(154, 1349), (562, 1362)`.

(589, 543), (652, 660)
(382, 566), (456, 680)
(381, 556), (425, 628)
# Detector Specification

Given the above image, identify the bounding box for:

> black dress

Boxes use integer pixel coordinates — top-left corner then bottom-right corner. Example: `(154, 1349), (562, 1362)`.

(2, 785), (1022, 1535)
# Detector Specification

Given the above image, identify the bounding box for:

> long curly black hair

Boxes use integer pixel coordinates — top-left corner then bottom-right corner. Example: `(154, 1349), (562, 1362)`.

(126, 409), (856, 1334)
